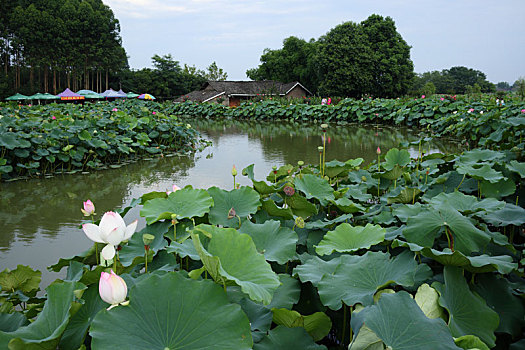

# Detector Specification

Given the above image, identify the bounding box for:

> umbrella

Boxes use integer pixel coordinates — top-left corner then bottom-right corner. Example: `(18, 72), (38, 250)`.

(137, 93), (156, 100)
(58, 88), (85, 101)
(77, 90), (103, 99)
(5, 93), (30, 101)
(126, 91), (140, 98)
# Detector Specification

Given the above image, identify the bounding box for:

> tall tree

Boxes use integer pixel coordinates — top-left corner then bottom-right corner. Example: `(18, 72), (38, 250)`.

(317, 15), (413, 97)
(205, 61), (228, 81)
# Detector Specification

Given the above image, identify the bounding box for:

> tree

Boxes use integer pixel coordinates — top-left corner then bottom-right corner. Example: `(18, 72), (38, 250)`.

(514, 77), (525, 100)
(246, 36), (319, 92)
(205, 61), (228, 81)
(317, 15), (413, 97)
(496, 81), (511, 91)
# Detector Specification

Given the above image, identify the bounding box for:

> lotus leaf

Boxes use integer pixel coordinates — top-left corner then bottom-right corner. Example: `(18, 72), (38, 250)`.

(315, 223), (385, 255)
(507, 160), (525, 178)
(191, 225), (280, 305)
(271, 308), (332, 342)
(433, 266), (499, 348)
(453, 335), (490, 350)
(207, 186), (261, 227)
(479, 203), (525, 226)
(90, 272), (252, 349)
(253, 326), (326, 350)
(383, 148), (411, 170)
(140, 186), (213, 224)
(415, 283), (446, 320)
(0, 265), (41, 293)
(294, 174), (335, 205)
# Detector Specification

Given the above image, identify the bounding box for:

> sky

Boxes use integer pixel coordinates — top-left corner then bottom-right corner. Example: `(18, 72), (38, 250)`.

(102, 0), (525, 84)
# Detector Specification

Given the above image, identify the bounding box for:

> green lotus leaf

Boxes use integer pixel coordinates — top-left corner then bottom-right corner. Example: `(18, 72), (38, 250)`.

(384, 148), (411, 170)
(387, 187), (422, 204)
(166, 239), (200, 260)
(458, 149), (505, 164)
(293, 255), (345, 287)
(392, 240), (517, 274)
(507, 160), (525, 178)
(427, 191), (505, 214)
(415, 283), (446, 320)
(315, 223), (385, 256)
(271, 309), (332, 342)
(318, 251), (430, 309)
(227, 286), (273, 334)
(89, 272), (252, 349)
(119, 221), (171, 266)
(0, 281), (86, 350)
(480, 178), (516, 199)
(479, 203), (525, 226)
(472, 274), (525, 337)
(287, 192), (318, 218)
(59, 283), (107, 350)
(340, 184), (372, 202)
(331, 197), (365, 213)
(402, 206), (491, 255)
(207, 186), (261, 227)
(267, 274), (301, 310)
(392, 203), (423, 222)
(261, 199), (294, 220)
(0, 313), (28, 332)
(239, 220), (298, 264)
(265, 164), (294, 183)
(456, 163), (504, 183)
(345, 158), (364, 168)
(354, 292), (460, 350)
(433, 266), (499, 348)
(0, 265), (41, 294)
(454, 335), (490, 350)
(253, 326), (326, 350)
(305, 213), (353, 229)
(0, 133), (23, 150)
(191, 225), (280, 305)
(324, 159), (350, 178)
(349, 325), (384, 350)
(381, 164), (404, 180)
(294, 174), (335, 205)
(140, 186), (213, 224)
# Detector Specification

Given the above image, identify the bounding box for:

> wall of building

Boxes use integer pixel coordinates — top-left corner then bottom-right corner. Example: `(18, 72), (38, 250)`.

(285, 85), (308, 99)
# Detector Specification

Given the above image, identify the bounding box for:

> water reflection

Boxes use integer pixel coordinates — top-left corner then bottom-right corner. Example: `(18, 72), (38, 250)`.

(0, 119), (459, 287)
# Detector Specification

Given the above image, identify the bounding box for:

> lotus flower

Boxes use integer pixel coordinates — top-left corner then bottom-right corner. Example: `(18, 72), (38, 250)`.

(376, 146), (381, 155)
(421, 95), (425, 99)
(521, 109), (525, 114)
(81, 199), (95, 216)
(82, 212), (138, 260)
(468, 108), (474, 113)
(166, 184), (181, 195)
(99, 270), (128, 309)
(112, 108), (118, 112)
(231, 165), (238, 176)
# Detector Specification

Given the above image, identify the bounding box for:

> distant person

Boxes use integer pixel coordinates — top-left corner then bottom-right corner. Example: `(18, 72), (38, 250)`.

(321, 98), (327, 105)
(327, 98), (332, 105)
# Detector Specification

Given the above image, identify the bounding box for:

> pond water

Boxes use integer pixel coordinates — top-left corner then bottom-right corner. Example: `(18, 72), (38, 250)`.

(0, 119), (459, 287)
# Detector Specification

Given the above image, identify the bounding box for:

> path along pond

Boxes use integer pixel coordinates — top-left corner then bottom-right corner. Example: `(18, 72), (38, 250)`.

(0, 119), (460, 287)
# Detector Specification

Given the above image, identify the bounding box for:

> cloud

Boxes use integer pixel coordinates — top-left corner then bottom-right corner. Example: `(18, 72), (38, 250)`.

(102, 0), (191, 18)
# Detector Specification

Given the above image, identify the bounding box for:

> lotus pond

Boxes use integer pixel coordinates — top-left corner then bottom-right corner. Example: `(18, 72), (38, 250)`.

(0, 100), (524, 350)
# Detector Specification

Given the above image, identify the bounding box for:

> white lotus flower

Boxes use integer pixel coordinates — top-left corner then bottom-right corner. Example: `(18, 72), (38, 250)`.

(82, 211), (138, 260)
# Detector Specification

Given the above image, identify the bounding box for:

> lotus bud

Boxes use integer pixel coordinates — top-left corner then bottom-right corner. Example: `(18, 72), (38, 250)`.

(171, 214), (178, 226)
(99, 270), (127, 309)
(142, 234), (155, 246)
(231, 165), (237, 176)
(295, 216), (305, 229)
(227, 207), (236, 219)
(361, 176), (367, 182)
(376, 146), (381, 155)
(81, 199), (95, 216)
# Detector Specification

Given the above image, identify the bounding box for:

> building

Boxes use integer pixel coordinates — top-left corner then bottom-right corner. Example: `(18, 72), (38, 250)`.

(176, 81), (312, 107)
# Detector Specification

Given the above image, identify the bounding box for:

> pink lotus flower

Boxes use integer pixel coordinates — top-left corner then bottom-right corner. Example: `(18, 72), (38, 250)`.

(82, 211), (138, 261)
(421, 95), (425, 99)
(81, 199), (95, 216)
(52, 116), (56, 120)
(152, 111), (156, 115)
(376, 146), (381, 155)
(521, 109), (525, 114)
(440, 97), (445, 101)
(99, 270), (128, 309)
(112, 108), (118, 112)
(166, 184), (181, 195)
(468, 108), (474, 113)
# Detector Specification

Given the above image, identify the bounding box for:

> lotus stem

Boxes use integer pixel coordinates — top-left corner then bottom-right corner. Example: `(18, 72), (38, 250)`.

(233, 175), (236, 189)
(456, 173), (466, 191)
(144, 250), (148, 273)
(445, 227), (454, 252)
(342, 303), (347, 345)
(322, 135), (326, 176)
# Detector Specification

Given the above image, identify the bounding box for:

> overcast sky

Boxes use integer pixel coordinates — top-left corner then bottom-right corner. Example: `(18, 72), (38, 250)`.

(102, 0), (525, 84)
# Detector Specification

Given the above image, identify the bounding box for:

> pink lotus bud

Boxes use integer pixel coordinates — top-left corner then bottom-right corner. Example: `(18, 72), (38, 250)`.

(112, 108), (118, 112)
(152, 111), (156, 115)
(52, 116), (56, 120)
(99, 270), (127, 307)
(231, 165), (238, 176)
(521, 109), (525, 114)
(440, 97), (444, 101)
(421, 95), (425, 99)
(468, 108), (474, 113)
(166, 184), (181, 195)
(81, 199), (95, 216)
(377, 146), (381, 155)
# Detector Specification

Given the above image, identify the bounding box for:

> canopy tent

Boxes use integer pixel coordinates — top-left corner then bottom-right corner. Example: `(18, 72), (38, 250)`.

(28, 92), (59, 100)
(116, 89), (127, 98)
(126, 91), (140, 98)
(58, 88), (84, 101)
(100, 89), (123, 98)
(138, 93), (156, 100)
(5, 93), (30, 101)
(77, 89), (103, 99)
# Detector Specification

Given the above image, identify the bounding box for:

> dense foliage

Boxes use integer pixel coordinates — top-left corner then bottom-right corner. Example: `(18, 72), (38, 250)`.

(0, 100), (204, 180)
(0, 0), (127, 97)
(170, 95), (525, 151)
(247, 15), (413, 97)
(412, 66), (496, 95)
(0, 141), (524, 348)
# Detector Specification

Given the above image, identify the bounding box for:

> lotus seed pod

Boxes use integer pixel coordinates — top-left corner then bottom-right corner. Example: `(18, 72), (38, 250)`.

(227, 207), (236, 219)
(297, 160), (304, 166)
(361, 176), (367, 182)
(318, 146), (324, 152)
(295, 216), (305, 229)
(320, 123), (328, 129)
(142, 234), (155, 246)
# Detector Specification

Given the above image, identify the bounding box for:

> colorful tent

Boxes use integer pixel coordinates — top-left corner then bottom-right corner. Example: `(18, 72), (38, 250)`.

(137, 93), (156, 100)
(116, 89), (127, 98)
(77, 90), (102, 99)
(100, 89), (121, 98)
(28, 93), (59, 100)
(5, 93), (30, 101)
(58, 88), (84, 100)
